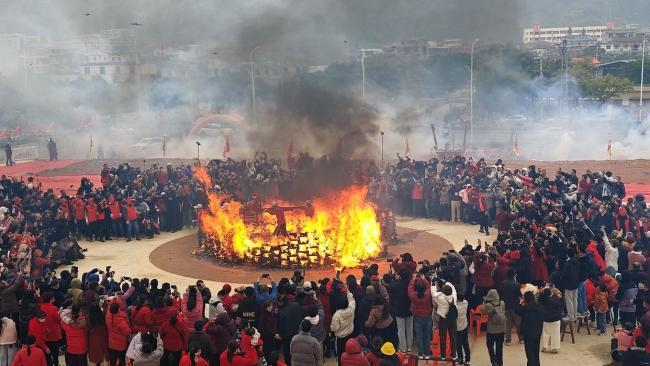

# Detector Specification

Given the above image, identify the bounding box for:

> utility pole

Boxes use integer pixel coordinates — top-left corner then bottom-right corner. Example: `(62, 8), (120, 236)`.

(361, 49), (368, 100)
(470, 38), (479, 146)
(250, 45), (261, 119)
(640, 35), (646, 123)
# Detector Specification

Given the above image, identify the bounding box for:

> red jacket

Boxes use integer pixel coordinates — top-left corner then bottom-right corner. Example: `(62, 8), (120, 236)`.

(105, 311), (131, 351)
(40, 303), (62, 342)
(341, 339), (371, 366)
(10, 345), (46, 366)
(601, 274), (619, 303)
(153, 306), (179, 328)
(407, 278), (433, 317)
(131, 306), (155, 334)
(531, 249), (549, 282)
(159, 318), (189, 352)
(86, 202), (98, 223)
(219, 349), (257, 366)
(179, 355), (209, 366)
(27, 318), (48, 352)
(61, 317), (88, 355)
(108, 201), (121, 220)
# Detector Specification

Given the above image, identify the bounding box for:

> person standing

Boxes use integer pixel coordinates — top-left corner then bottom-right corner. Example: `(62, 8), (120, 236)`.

(561, 250), (581, 322)
(0, 313), (17, 366)
(480, 290), (506, 366)
(387, 270), (412, 353)
(290, 320), (321, 366)
(455, 294), (470, 366)
(4, 142), (12, 166)
(47, 139), (57, 161)
(331, 290), (355, 366)
(539, 288), (563, 354)
(498, 269), (521, 345)
(278, 295), (303, 366)
(407, 276), (432, 356)
(431, 281), (457, 361)
(516, 292), (544, 366)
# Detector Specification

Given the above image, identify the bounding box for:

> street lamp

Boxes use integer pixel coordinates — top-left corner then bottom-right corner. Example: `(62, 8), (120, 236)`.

(250, 45), (261, 118)
(380, 131), (384, 168)
(640, 35), (646, 123)
(470, 38), (479, 146)
(196, 141), (201, 163)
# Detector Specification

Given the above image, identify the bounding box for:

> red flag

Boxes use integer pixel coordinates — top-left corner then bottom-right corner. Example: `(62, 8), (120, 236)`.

(223, 136), (230, 158)
(11, 127), (21, 139)
(162, 135), (166, 157)
(0, 128), (7, 139)
(404, 136), (410, 156)
(607, 138), (612, 159)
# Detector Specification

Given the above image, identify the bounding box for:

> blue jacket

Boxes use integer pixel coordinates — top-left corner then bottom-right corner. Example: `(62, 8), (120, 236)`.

(254, 281), (278, 303)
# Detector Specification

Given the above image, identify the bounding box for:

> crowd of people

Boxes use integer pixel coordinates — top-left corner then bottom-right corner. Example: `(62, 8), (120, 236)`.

(1, 153), (650, 366)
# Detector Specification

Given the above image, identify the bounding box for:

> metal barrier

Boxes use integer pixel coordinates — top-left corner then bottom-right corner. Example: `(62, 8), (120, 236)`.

(0, 145), (39, 162)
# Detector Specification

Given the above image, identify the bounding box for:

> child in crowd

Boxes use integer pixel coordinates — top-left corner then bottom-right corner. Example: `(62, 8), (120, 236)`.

(594, 284), (609, 336)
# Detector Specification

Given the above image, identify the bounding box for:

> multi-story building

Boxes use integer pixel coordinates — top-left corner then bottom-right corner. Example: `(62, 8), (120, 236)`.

(601, 24), (650, 54)
(523, 22), (613, 44)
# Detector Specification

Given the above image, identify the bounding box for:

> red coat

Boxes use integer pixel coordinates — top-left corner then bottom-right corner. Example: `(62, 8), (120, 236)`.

(108, 201), (121, 220)
(153, 306), (179, 328)
(27, 318), (48, 352)
(131, 306), (155, 334)
(586, 241), (607, 272)
(40, 303), (62, 342)
(219, 349), (257, 366)
(105, 311), (131, 351)
(531, 250), (549, 282)
(86, 203), (98, 223)
(407, 278), (432, 317)
(179, 355), (209, 366)
(601, 274), (619, 303)
(61, 318), (88, 355)
(11, 346), (46, 366)
(492, 257), (511, 288)
(341, 339), (371, 366)
(159, 318), (189, 352)
(472, 254), (495, 289)
(88, 324), (108, 364)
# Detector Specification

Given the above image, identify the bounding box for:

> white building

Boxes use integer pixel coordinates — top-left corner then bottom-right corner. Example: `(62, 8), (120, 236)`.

(523, 22), (613, 44)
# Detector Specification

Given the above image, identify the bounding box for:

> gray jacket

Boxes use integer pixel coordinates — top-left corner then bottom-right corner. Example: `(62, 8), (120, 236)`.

(126, 333), (164, 366)
(480, 289), (506, 334)
(290, 331), (322, 366)
(305, 307), (325, 342)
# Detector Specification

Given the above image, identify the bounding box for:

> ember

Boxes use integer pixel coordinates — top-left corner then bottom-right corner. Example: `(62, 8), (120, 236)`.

(194, 167), (383, 268)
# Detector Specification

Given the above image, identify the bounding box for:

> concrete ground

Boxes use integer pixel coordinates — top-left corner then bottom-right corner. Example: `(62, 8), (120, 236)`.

(69, 218), (612, 366)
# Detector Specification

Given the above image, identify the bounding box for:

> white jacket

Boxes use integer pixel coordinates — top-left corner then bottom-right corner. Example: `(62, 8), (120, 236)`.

(455, 300), (468, 331)
(603, 235), (619, 271)
(431, 282), (457, 318)
(330, 292), (355, 338)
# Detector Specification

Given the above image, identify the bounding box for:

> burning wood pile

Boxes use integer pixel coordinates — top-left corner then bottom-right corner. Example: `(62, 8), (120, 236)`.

(194, 167), (385, 269)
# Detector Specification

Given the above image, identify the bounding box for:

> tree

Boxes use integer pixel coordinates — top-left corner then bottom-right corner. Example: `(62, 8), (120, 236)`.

(584, 74), (633, 103)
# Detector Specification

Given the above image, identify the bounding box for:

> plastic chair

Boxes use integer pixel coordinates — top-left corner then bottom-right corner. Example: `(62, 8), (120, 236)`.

(469, 304), (489, 337)
(430, 329), (453, 366)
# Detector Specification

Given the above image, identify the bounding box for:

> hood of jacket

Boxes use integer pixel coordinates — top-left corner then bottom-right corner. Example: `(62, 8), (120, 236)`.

(344, 338), (362, 354)
(486, 289), (500, 304)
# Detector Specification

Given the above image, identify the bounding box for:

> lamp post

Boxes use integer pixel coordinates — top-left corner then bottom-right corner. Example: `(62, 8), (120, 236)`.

(640, 35), (646, 123)
(196, 141), (201, 163)
(470, 38), (479, 146)
(250, 45), (261, 118)
(380, 131), (384, 168)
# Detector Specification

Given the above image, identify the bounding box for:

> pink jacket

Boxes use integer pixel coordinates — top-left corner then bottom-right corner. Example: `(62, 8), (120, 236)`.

(181, 292), (204, 333)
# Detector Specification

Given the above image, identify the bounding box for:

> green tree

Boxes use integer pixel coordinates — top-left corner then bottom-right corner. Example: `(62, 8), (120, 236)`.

(584, 74), (633, 102)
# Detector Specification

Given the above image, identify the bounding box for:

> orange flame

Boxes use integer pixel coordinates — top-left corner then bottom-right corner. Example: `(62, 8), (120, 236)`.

(194, 167), (382, 267)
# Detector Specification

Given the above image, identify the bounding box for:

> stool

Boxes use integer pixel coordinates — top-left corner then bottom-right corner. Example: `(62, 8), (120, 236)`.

(576, 314), (591, 335)
(561, 319), (575, 344)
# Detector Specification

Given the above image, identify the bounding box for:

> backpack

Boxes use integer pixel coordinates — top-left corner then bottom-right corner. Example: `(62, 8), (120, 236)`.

(490, 302), (506, 326)
(446, 299), (458, 321)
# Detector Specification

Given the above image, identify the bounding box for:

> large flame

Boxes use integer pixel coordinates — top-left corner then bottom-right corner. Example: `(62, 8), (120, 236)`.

(194, 167), (382, 268)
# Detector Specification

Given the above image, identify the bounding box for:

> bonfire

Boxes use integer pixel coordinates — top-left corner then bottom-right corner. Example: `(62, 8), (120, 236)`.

(194, 167), (383, 268)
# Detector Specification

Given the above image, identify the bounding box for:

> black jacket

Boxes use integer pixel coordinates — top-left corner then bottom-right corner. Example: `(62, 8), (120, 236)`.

(539, 296), (564, 322)
(498, 279), (520, 311)
(516, 303), (544, 339)
(387, 280), (411, 318)
(561, 257), (580, 290)
(278, 300), (302, 340)
(621, 348), (650, 365)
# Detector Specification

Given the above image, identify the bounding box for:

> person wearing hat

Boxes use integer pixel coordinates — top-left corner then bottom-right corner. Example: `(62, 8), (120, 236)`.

(378, 342), (400, 366)
(340, 337), (370, 366)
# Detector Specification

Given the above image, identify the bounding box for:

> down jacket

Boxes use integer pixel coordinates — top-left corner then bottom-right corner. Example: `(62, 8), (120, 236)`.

(330, 292), (356, 338)
(407, 278), (432, 317)
(126, 333), (164, 366)
(341, 338), (371, 366)
(290, 331), (321, 366)
(105, 310), (131, 351)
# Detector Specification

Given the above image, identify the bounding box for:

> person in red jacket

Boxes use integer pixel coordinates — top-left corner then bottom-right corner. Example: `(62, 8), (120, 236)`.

(108, 197), (123, 239)
(39, 293), (62, 366)
(153, 297), (179, 328)
(159, 315), (188, 366)
(105, 303), (131, 366)
(341, 338), (370, 366)
(407, 276), (433, 356)
(72, 197), (87, 238)
(472, 252), (495, 306)
(11, 336), (46, 366)
(27, 312), (49, 356)
(123, 197), (140, 242)
(179, 347), (209, 366)
(131, 296), (155, 334)
(85, 199), (99, 242)
(219, 341), (256, 366)
(60, 305), (88, 366)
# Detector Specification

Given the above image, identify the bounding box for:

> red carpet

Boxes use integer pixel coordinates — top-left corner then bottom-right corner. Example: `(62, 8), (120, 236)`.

(0, 160), (100, 192)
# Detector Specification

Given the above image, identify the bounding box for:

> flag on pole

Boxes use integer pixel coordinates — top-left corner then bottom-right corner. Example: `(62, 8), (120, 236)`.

(0, 128), (7, 139)
(404, 136), (410, 156)
(89, 135), (93, 154)
(223, 136), (230, 158)
(11, 127), (21, 139)
(607, 138), (612, 160)
(162, 135), (166, 157)
(512, 134), (520, 159)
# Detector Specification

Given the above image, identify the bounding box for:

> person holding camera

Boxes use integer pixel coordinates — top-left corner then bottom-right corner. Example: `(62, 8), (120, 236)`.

(431, 279), (458, 361)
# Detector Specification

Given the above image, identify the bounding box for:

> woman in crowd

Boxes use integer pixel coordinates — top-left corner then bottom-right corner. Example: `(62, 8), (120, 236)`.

(0, 313), (17, 366)
(126, 331), (164, 366)
(517, 291), (544, 366)
(364, 297), (397, 349)
(10, 336), (45, 366)
(407, 275), (432, 357)
(105, 303), (131, 366)
(179, 347), (209, 366)
(432, 280), (457, 361)
(160, 315), (188, 366)
(182, 287), (204, 334)
(60, 305), (88, 366)
(539, 287), (563, 354)
(481, 289), (506, 366)
(87, 304), (107, 366)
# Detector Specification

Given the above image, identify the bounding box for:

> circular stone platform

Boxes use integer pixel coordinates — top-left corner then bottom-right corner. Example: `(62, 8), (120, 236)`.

(149, 226), (454, 283)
